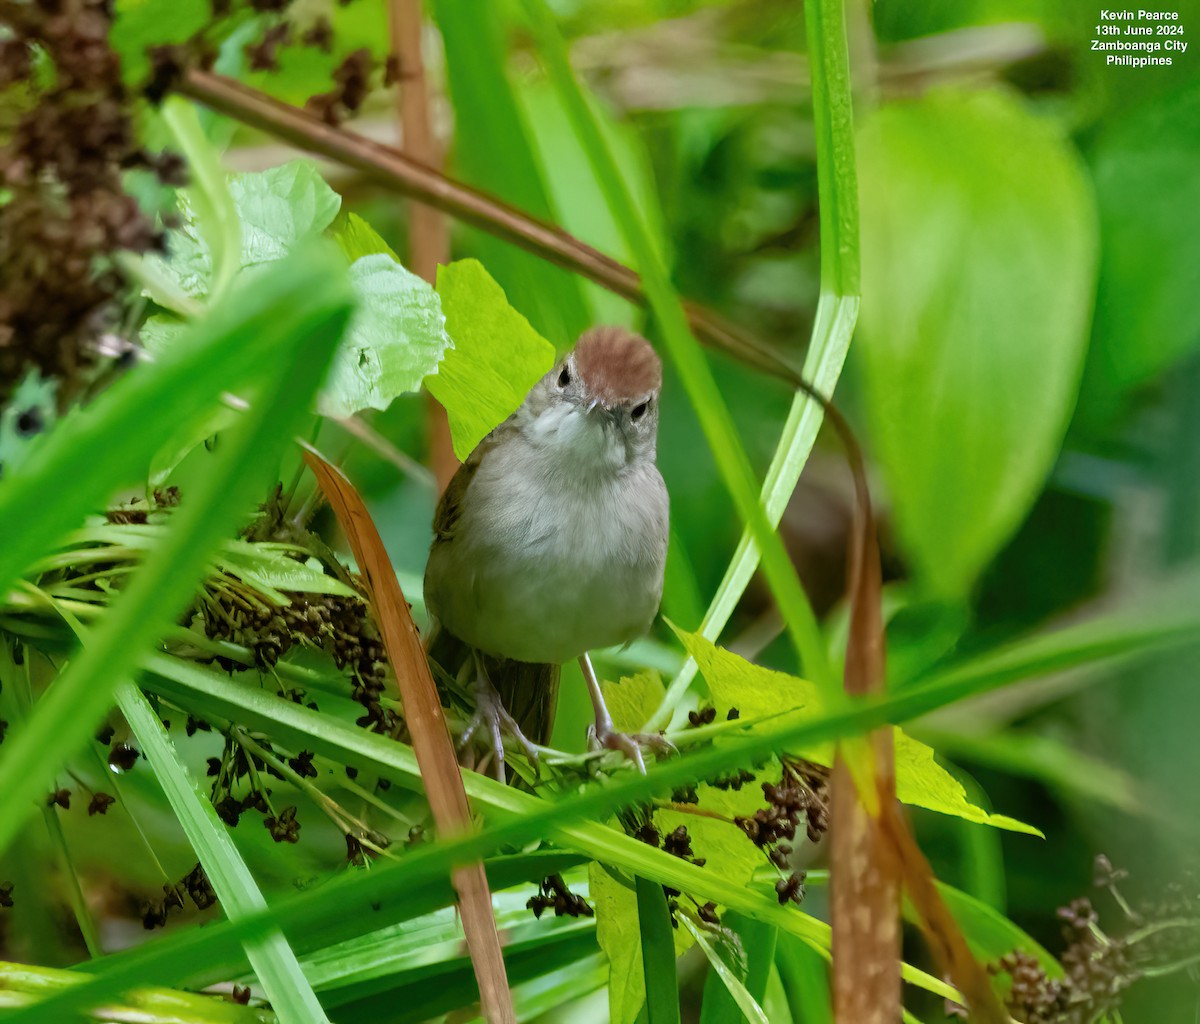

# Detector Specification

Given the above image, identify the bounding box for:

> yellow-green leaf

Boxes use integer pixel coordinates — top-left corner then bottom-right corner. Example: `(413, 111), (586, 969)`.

(429, 259), (557, 461)
(671, 625), (1040, 836)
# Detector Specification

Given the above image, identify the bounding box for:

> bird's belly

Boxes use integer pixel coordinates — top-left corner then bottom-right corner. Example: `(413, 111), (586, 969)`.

(431, 475), (665, 664)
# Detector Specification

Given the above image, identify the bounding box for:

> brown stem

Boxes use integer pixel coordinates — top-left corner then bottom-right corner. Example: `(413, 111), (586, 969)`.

(387, 0), (458, 494)
(176, 68), (800, 383)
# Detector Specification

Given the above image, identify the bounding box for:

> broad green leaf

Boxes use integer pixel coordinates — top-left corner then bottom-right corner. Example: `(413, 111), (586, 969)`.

(857, 87), (1097, 595)
(231, 162), (342, 268)
(429, 259), (557, 460)
(148, 161), (342, 301)
(673, 626), (1040, 834)
(1085, 81), (1200, 397)
(893, 733), (1040, 836)
(318, 254), (453, 418)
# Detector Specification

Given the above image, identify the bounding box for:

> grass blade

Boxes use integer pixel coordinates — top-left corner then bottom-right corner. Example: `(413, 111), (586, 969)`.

(698, 911), (775, 1024)
(0, 244), (353, 859)
(117, 685), (330, 1024)
(0, 961), (275, 1023)
(302, 452), (516, 1024)
(0, 247), (345, 601)
(431, 0), (590, 344)
(635, 876), (680, 1024)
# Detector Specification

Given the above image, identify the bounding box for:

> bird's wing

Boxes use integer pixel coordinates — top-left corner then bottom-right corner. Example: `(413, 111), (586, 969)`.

(430, 421), (510, 543)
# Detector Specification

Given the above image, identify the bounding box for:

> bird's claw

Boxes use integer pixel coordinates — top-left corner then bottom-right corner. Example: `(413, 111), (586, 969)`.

(459, 675), (539, 783)
(587, 726), (676, 774)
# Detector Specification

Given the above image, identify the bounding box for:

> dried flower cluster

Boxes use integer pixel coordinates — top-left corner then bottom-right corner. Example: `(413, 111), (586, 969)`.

(950, 855), (1200, 1022)
(527, 874), (594, 919)
(0, 0), (178, 405)
(734, 756), (829, 848)
(140, 862), (216, 930)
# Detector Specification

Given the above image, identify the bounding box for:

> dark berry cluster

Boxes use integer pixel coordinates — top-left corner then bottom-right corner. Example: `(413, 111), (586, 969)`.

(527, 874), (594, 920)
(0, 0), (178, 405)
(305, 49), (376, 126)
(207, 734), (285, 827)
(197, 585), (394, 732)
(734, 757), (830, 849)
(0, 882), (13, 908)
(140, 863), (217, 930)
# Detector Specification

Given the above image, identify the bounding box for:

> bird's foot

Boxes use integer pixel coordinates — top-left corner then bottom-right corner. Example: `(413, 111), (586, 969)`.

(458, 664), (539, 784)
(587, 724), (676, 774)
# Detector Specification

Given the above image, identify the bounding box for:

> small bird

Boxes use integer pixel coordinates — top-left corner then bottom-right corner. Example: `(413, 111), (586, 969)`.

(424, 325), (670, 778)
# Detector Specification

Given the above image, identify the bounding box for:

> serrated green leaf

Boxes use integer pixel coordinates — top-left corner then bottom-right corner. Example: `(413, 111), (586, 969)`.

(893, 733), (1042, 837)
(318, 254), (452, 418)
(146, 161), (342, 304)
(428, 259), (557, 460)
(672, 625), (1040, 835)
(857, 88), (1097, 595)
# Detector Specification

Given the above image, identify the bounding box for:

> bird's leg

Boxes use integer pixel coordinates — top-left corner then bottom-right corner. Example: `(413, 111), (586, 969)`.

(580, 653), (674, 774)
(457, 650), (539, 783)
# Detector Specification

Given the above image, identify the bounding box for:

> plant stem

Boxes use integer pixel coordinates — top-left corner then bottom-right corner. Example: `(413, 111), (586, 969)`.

(176, 69), (803, 385)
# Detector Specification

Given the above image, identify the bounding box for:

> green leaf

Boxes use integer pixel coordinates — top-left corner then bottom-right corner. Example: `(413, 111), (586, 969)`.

(318, 254), (452, 418)
(232, 161), (342, 268)
(146, 160), (341, 304)
(856, 87), (1097, 595)
(1085, 81), (1200, 397)
(333, 212), (400, 263)
(428, 259), (557, 460)
(893, 733), (1041, 837)
(673, 626), (1040, 834)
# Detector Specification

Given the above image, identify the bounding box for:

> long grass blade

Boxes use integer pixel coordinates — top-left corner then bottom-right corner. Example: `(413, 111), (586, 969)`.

(635, 876), (681, 1024)
(117, 685), (330, 1024)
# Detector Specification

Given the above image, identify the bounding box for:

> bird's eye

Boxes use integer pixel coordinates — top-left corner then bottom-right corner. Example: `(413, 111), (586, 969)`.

(631, 401), (649, 421)
(557, 367), (571, 387)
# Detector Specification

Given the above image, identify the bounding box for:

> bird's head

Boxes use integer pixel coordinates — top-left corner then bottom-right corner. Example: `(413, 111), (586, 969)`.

(521, 326), (662, 472)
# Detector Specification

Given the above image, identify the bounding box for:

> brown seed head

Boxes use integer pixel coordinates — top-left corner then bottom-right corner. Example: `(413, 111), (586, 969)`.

(573, 325), (661, 406)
